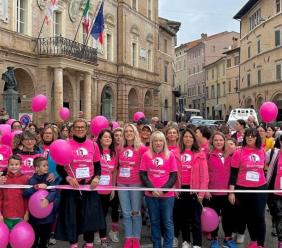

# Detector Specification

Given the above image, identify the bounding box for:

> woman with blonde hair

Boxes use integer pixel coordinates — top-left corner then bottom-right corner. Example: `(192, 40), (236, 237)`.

(140, 131), (178, 248)
(117, 123), (147, 248)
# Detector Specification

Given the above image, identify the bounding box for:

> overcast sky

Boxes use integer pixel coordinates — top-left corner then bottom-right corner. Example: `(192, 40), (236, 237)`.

(159, 0), (249, 46)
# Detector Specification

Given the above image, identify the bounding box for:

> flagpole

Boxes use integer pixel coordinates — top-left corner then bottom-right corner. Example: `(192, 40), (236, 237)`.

(84, 0), (104, 47)
(73, 14), (84, 43)
(33, 17), (46, 52)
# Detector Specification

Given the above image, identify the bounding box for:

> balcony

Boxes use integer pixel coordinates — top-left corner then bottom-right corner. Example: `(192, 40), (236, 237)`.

(172, 86), (181, 97)
(37, 37), (98, 65)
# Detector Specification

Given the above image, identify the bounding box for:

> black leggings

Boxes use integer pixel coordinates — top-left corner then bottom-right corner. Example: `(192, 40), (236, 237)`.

(271, 194), (282, 242)
(173, 187), (202, 246)
(109, 191), (120, 223)
(99, 194), (111, 238)
(31, 223), (52, 248)
(236, 185), (268, 247)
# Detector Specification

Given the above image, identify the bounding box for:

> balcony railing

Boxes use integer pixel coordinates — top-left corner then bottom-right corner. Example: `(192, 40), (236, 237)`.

(37, 37), (97, 64)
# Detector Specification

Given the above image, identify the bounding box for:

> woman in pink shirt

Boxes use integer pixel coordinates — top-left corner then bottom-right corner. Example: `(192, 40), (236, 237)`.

(140, 131), (178, 248)
(174, 128), (208, 248)
(229, 128), (267, 248)
(0, 130), (12, 173)
(117, 124), (146, 248)
(206, 132), (237, 248)
(96, 129), (117, 247)
(195, 125), (212, 157)
(165, 125), (180, 154)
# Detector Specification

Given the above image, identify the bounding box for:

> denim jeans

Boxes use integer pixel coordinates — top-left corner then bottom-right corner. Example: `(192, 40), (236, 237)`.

(118, 184), (143, 238)
(146, 196), (175, 248)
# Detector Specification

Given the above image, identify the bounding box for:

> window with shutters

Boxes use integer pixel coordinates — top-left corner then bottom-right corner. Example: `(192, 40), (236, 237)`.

(276, 62), (282, 81)
(0, 0), (8, 22)
(53, 12), (62, 37)
(226, 59), (231, 68)
(276, 0), (281, 13)
(16, 0), (27, 33)
(275, 28), (281, 47)
(257, 68), (262, 84)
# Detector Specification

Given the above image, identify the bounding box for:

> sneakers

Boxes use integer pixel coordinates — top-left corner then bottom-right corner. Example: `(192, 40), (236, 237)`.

(83, 243), (94, 248)
(132, 238), (140, 248)
(182, 241), (191, 248)
(193, 246), (201, 248)
(210, 240), (220, 248)
(223, 239), (237, 248)
(101, 238), (112, 248)
(272, 227), (278, 237)
(173, 237), (179, 247)
(70, 244), (78, 248)
(236, 234), (245, 244)
(123, 238), (133, 248)
(247, 241), (258, 248)
(94, 232), (101, 245)
(108, 230), (119, 243)
(49, 232), (56, 245)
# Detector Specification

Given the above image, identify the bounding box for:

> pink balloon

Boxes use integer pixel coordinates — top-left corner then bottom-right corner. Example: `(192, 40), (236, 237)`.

(28, 189), (54, 219)
(31, 94), (48, 112)
(112, 121), (120, 129)
(49, 139), (74, 165)
(9, 221), (35, 248)
(0, 222), (9, 248)
(133, 112), (145, 122)
(1, 132), (12, 146)
(259, 101), (278, 123)
(6, 119), (16, 125)
(59, 107), (70, 121)
(90, 116), (109, 136)
(0, 124), (11, 134)
(201, 207), (219, 232)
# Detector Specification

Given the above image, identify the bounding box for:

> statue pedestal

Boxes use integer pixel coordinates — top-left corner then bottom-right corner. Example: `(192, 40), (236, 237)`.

(3, 89), (19, 119)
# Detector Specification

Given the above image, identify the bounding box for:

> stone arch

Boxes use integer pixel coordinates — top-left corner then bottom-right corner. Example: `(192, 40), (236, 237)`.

(62, 75), (74, 117)
(256, 95), (264, 110)
(128, 88), (139, 121)
(271, 92), (282, 121)
(144, 90), (153, 120)
(101, 85), (114, 120)
(245, 97), (253, 108)
(130, 25), (140, 36)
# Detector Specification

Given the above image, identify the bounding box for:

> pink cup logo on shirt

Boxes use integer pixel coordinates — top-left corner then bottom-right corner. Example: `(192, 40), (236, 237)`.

(0, 154), (3, 161)
(24, 158), (34, 168)
(124, 149), (133, 158)
(181, 154), (192, 163)
(76, 147), (88, 157)
(102, 154), (111, 162)
(153, 157), (164, 168)
(249, 154), (260, 163)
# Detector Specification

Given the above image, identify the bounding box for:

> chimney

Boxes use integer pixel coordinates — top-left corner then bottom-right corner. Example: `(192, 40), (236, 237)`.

(232, 37), (239, 48)
(201, 33), (208, 39)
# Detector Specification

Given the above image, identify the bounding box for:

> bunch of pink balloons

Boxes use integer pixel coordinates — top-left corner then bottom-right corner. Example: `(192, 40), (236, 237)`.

(49, 139), (74, 165)
(133, 112), (145, 122)
(201, 207), (219, 232)
(31, 94), (48, 112)
(59, 107), (71, 121)
(259, 101), (278, 123)
(28, 189), (54, 219)
(90, 116), (109, 136)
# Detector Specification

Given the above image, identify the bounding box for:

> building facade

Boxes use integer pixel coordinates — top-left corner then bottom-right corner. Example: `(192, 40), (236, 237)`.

(158, 17), (180, 122)
(0, 0), (168, 123)
(175, 31), (239, 118)
(234, 0), (282, 120)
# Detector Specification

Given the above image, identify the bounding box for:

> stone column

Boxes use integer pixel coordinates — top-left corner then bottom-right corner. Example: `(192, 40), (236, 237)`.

(83, 73), (92, 121)
(54, 68), (63, 122)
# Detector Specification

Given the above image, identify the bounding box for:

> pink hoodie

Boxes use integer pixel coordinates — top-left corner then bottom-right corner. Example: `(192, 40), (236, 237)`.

(176, 150), (209, 198)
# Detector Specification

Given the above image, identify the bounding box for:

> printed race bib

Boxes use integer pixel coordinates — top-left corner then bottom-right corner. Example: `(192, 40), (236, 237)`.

(99, 175), (110, 185)
(119, 167), (130, 177)
(280, 177), (282, 189)
(246, 171), (259, 182)
(76, 167), (90, 179)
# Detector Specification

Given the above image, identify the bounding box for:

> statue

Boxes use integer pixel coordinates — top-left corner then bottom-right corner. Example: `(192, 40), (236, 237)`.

(2, 67), (17, 90)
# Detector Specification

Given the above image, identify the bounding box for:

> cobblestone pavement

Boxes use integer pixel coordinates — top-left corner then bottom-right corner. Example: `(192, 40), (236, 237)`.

(52, 211), (278, 248)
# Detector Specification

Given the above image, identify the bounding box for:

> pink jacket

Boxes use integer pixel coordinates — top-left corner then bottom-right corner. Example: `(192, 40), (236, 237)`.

(175, 151), (209, 198)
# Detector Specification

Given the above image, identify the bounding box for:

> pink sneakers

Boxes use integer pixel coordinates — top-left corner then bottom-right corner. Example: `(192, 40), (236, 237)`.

(132, 238), (140, 248)
(123, 238), (133, 248)
(247, 241), (258, 248)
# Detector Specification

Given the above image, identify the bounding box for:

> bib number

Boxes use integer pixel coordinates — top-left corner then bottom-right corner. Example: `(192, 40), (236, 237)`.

(119, 167), (130, 178)
(99, 175), (111, 186)
(76, 167), (90, 179)
(246, 171), (259, 182)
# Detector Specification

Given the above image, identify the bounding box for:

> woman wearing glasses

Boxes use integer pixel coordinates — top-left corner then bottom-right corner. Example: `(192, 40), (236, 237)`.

(229, 128), (267, 248)
(56, 119), (105, 248)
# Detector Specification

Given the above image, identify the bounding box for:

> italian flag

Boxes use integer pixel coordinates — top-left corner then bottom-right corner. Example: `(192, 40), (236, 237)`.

(82, 0), (90, 33)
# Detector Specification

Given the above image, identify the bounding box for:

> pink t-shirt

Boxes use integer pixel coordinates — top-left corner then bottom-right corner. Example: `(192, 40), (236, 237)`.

(208, 150), (230, 195)
(231, 147), (266, 187)
(98, 149), (117, 195)
(274, 153), (282, 196)
(0, 145), (12, 172)
(180, 149), (193, 185)
(200, 141), (210, 157)
(140, 151), (178, 197)
(65, 139), (100, 182)
(117, 145), (146, 185)
(41, 144), (50, 158)
(17, 153), (42, 178)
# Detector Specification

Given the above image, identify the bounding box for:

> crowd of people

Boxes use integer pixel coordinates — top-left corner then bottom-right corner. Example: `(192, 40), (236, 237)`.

(0, 115), (281, 248)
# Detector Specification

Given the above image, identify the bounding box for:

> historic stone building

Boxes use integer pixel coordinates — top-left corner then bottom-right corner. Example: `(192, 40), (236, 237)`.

(0, 0), (172, 123)
(234, 0), (282, 120)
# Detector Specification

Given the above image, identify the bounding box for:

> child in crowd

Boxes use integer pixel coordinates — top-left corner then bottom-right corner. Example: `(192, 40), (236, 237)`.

(0, 155), (29, 229)
(24, 157), (57, 248)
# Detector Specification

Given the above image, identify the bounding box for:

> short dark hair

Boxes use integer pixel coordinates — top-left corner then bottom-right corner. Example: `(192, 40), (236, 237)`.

(237, 119), (246, 128)
(137, 118), (149, 126)
(179, 128), (200, 153)
(242, 128), (262, 149)
(196, 126), (212, 140)
(8, 155), (22, 164)
(33, 157), (47, 168)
